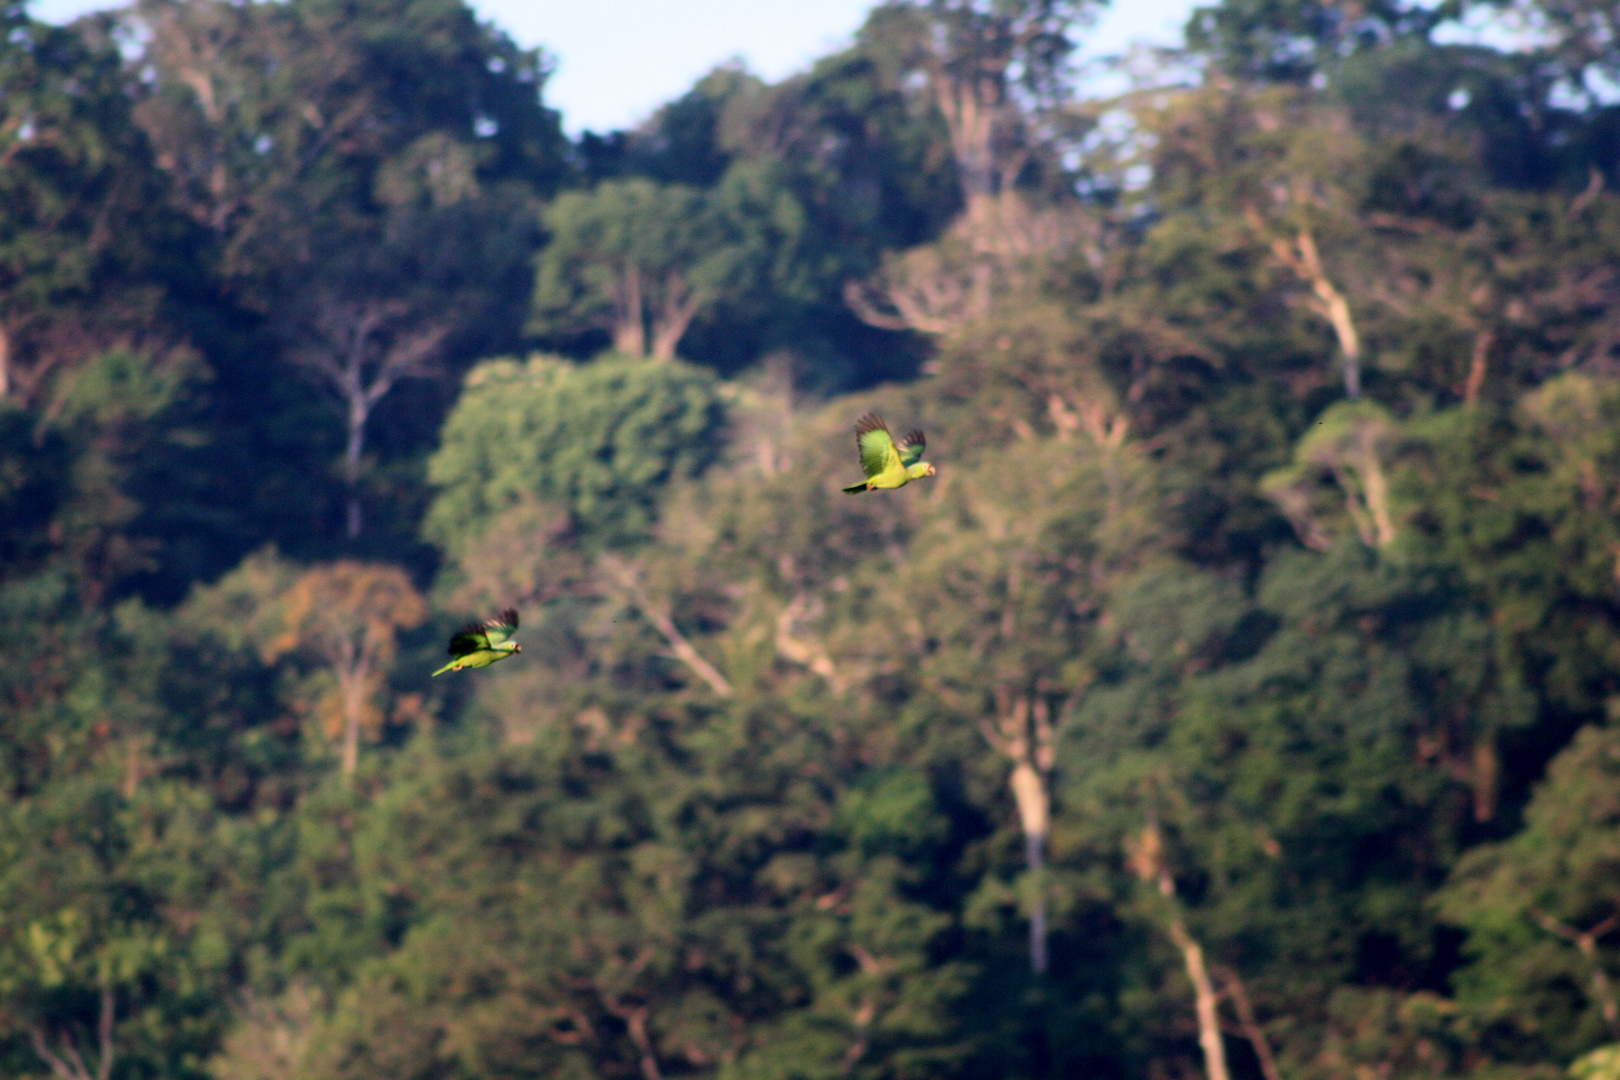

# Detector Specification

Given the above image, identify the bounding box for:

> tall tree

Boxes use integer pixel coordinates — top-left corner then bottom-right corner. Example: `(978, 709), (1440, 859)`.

(531, 179), (739, 360)
(265, 561), (426, 779)
(0, 1), (194, 406)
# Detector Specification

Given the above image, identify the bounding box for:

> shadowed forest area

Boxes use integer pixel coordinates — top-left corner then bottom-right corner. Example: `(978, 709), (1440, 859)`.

(6, 0), (1620, 1076)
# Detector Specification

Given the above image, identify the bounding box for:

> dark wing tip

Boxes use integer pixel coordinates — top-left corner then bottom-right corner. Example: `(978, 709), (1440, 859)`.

(447, 622), (485, 656)
(900, 429), (926, 448)
(498, 607), (519, 630)
(853, 412), (888, 437)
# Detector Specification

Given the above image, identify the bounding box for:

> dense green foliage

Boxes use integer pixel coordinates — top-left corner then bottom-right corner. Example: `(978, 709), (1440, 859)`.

(7, 0), (1620, 1076)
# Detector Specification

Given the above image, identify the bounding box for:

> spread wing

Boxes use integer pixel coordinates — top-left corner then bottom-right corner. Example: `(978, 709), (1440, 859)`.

(898, 429), (926, 467)
(481, 608), (519, 647)
(447, 608), (519, 655)
(854, 413), (901, 479)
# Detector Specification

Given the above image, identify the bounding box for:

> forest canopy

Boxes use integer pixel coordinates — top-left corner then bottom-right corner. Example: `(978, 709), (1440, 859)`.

(3, 0), (1620, 1077)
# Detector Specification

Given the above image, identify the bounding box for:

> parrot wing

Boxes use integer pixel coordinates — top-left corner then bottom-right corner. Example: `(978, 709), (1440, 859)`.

(854, 413), (902, 479)
(897, 429), (926, 467)
(447, 609), (519, 655)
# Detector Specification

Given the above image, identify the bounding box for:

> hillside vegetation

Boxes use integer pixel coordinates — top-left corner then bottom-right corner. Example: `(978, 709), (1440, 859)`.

(3, 0), (1620, 1077)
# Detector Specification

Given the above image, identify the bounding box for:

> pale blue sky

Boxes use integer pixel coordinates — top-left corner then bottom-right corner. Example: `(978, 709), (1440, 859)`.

(29, 0), (1203, 133)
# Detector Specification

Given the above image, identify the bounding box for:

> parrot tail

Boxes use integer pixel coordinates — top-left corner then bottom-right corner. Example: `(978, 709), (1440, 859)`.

(841, 482), (870, 494)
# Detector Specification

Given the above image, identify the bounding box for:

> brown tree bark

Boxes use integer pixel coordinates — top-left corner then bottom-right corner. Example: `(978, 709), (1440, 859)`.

(1462, 328), (1493, 406)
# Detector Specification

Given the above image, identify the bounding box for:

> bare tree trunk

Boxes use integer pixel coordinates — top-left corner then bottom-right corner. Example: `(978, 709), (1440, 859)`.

(1131, 822), (1232, 1080)
(337, 637), (371, 781)
(1024, 827), (1048, 974)
(1166, 918), (1231, 1080)
(290, 297), (447, 541)
(935, 80), (998, 219)
(1253, 212), (1364, 400)
(982, 689), (1055, 975)
(613, 264), (647, 356)
(0, 322), (10, 400)
(344, 393), (369, 540)
(1282, 227), (1362, 399)
(649, 276), (702, 361)
(774, 594), (844, 690)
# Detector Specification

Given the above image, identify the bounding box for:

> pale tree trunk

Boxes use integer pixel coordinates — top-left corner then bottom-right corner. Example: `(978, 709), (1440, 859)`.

(30, 981), (115, 1080)
(1130, 822), (1232, 1080)
(981, 688), (1055, 974)
(0, 322), (10, 400)
(649, 274), (702, 361)
(335, 635), (374, 782)
(344, 392), (369, 540)
(1277, 226), (1362, 399)
(613, 264), (647, 356)
(1250, 208), (1365, 400)
(1328, 423), (1397, 549)
(1166, 918), (1230, 1080)
(292, 296), (447, 540)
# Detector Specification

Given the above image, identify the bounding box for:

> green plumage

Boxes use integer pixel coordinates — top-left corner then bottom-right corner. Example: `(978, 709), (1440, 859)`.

(432, 608), (523, 676)
(842, 413), (935, 493)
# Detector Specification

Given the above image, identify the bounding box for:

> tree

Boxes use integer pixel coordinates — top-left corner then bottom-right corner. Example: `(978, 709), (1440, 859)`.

(425, 353), (725, 553)
(531, 179), (736, 360)
(862, 0), (1096, 219)
(1442, 722), (1620, 1064)
(265, 561), (426, 780)
(0, 1), (195, 406)
(125, 0), (561, 542)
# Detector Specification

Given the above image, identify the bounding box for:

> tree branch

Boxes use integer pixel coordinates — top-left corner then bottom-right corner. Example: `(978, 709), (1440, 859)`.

(598, 557), (733, 697)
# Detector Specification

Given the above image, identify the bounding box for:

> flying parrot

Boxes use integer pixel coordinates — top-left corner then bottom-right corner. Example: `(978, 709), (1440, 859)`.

(841, 413), (935, 494)
(431, 608), (522, 676)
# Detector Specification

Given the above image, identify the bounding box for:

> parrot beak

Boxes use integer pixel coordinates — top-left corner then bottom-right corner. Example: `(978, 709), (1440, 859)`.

(925, 464), (936, 476)
(514, 644), (522, 653)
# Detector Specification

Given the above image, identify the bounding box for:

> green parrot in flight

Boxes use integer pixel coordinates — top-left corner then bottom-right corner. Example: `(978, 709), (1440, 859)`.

(432, 608), (522, 676)
(842, 413), (935, 493)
